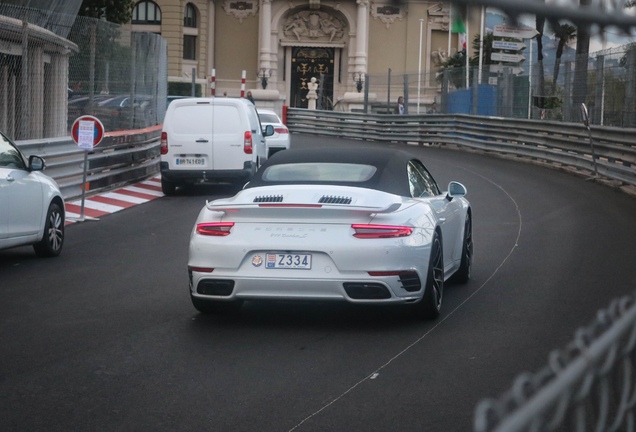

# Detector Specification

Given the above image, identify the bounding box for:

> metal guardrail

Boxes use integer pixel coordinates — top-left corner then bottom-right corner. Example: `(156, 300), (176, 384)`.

(286, 109), (636, 188)
(474, 292), (636, 432)
(16, 126), (162, 200)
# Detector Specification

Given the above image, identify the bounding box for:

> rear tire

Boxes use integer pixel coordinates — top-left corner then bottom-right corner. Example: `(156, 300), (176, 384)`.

(191, 294), (243, 315)
(33, 203), (64, 257)
(161, 176), (177, 195)
(449, 213), (472, 284)
(415, 231), (443, 320)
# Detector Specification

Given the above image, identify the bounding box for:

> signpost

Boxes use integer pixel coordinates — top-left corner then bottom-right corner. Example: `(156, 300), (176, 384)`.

(71, 115), (104, 222)
(491, 53), (526, 63)
(493, 25), (539, 39)
(492, 41), (527, 50)
(490, 65), (524, 75)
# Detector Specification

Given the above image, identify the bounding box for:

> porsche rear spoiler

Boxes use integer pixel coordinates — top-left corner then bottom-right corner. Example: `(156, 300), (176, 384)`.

(205, 201), (403, 214)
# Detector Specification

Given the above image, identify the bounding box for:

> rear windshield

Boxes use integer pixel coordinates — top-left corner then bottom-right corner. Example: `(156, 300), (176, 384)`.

(262, 163), (377, 182)
(258, 114), (279, 123)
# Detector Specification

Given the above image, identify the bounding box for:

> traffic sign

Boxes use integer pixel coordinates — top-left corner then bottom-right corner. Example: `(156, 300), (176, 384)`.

(488, 77), (498, 85)
(491, 53), (526, 62)
(493, 25), (539, 39)
(72, 115), (104, 150)
(490, 65), (525, 75)
(493, 41), (527, 50)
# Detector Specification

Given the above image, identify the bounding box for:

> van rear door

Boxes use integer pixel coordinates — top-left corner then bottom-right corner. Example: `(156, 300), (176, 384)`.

(212, 103), (248, 170)
(168, 102), (214, 170)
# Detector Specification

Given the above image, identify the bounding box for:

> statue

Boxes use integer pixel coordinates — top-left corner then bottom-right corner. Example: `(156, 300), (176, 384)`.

(283, 11), (345, 42)
(284, 16), (308, 41)
(306, 77), (319, 110)
(432, 48), (448, 66)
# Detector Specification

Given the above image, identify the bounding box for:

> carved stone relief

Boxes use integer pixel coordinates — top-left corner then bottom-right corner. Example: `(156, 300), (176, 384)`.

(427, 2), (450, 32)
(370, 1), (407, 29)
(223, 0), (259, 23)
(282, 10), (345, 43)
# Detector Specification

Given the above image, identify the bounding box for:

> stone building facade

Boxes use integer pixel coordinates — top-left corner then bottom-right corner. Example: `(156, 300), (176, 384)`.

(129, 0), (480, 113)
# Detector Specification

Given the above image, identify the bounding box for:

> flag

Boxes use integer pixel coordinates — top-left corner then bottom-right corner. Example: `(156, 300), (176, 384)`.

(451, 4), (467, 50)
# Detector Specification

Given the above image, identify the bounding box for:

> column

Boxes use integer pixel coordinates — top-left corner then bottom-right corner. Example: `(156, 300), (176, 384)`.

(28, 45), (44, 139)
(259, 0), (272, 71)
(355, 0), (369, 74)
(44, 53), (69, 138)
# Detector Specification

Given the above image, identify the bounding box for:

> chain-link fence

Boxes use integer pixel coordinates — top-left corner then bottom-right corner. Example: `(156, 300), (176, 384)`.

(346, 44), (636, 127)
(0, 3), (167, 141)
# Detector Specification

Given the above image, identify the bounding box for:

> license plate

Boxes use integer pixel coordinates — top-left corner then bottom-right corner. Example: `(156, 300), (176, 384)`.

(266, 253), (312, 269)
(176, 158), (205, 166)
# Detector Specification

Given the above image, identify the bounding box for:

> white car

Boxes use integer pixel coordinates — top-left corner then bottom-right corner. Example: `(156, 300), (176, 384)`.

(0, 133), (65, 256)
(160, 98), (273, 195)
(257, 109), (290, 158)
(188, 147), (472, 319)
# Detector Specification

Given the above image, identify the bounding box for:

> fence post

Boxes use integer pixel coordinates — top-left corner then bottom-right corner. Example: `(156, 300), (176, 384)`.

(403, 74), (409, 114)
(624, 50), (635, 128)
(88, 23), (96, 114)
(503, 68), (512, 118)
(387, 68), (391, 113)
(363, 73), (369, 114)
(191, 68), (196, 97)
(316, 73), (324, 110)
(594, 55), (604, 125)
(563, 61), (572, 122)
(129, 32), (137, 126)
(441, 70), (449, 114)
(472, 68), (479, 115)
(20, 17), (28, 139)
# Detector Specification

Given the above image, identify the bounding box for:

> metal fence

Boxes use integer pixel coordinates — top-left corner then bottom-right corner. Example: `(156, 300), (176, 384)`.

(0, 3), (167, 142)
(344, 45), (636, 128)
(286, 109), (636, 187)
(474, 291), (636, 432)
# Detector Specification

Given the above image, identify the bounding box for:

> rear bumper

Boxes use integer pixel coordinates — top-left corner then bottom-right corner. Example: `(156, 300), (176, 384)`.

(161, 161), (255, 184)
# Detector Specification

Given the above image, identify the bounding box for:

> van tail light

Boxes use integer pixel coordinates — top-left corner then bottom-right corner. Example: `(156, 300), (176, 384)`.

(351, 224), (413, 239)
(160, 132), (168, 155)
(274, 127), (289, 134)
(196, 222), (234, 236)
(244, 131), (253, 154)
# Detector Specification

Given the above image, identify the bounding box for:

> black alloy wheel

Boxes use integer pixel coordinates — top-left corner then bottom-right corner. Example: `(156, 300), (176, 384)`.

(416, 231), (444, 320)
(33, 203), (64, 257)
(450, 213), (473, 284)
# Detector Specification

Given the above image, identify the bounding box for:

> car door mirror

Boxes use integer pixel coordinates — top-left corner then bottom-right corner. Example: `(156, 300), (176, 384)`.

(446, 181), (467, 200)
(263, 125), (275, 137)
(29, 155), (45, 171)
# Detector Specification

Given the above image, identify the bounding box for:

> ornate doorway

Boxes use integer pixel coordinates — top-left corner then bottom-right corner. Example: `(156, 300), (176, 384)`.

(290, 47), (334, 108)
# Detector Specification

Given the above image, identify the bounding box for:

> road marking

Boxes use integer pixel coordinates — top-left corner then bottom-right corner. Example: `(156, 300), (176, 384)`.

(287, 169), (523, 432)
(123, 185), (164, 197)
(100, 192), (150, 204)
(81, 199), (124, 213)
(89, 195), (137, 209)
(134, 183), (163, 193)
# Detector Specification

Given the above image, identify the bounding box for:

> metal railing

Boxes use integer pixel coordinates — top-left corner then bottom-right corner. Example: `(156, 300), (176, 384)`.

(16, 126), (161, 200)
(474, 291), (636, 432)
(286, 109), (636, 188)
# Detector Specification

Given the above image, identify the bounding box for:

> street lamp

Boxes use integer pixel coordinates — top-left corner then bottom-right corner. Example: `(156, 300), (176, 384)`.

(257, 68), (273, 90)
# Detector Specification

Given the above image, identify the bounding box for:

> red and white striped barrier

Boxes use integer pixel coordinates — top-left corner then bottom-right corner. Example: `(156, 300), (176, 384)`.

(240, 70), (246, 98)
(65, 175), (163, 224)
(210, 68), (216, 97)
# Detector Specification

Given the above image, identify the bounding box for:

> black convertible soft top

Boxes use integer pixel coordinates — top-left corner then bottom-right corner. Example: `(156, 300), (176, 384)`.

(246, 147), (416, 197)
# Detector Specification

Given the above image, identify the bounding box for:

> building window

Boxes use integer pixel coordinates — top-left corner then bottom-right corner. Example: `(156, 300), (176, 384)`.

(183, 35), (197, 60)
(132, 1), (162, 25)
(184, 3), (197, 28)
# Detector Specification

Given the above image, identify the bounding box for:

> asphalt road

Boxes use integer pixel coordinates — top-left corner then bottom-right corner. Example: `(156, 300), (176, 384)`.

(2, 135), (636, 432)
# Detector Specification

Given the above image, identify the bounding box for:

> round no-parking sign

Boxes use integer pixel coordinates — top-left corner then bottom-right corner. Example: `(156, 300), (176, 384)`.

(72, 115), (104, 150)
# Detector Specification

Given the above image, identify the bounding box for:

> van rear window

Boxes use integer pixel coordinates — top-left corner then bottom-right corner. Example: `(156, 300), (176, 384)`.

(172, 105), (241, 135)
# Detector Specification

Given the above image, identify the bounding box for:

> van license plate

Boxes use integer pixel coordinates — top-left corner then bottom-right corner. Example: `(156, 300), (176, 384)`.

(176, 158), (205, 166)
(266, 254), (312, 269)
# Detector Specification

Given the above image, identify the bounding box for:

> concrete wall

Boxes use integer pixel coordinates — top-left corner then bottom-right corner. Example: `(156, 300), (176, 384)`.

(367, 15), (407, 74)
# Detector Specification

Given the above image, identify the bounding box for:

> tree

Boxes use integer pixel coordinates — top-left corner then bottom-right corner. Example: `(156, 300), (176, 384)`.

(550, 23), (577, 94)
(471, 33), (495, 65)
(78, 0), (134, 24)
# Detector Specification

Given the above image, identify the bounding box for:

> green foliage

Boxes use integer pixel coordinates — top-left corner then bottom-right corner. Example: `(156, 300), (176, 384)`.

(169, 82), (202, 97)
(78, 0), (134, 24)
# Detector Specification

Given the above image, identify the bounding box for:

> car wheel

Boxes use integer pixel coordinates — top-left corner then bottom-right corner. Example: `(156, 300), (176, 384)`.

(450, 213), (472, 284)
(415, 231), (443, 320)
(190, 293), (243, 315)
(33, 203), (64, 257)
(161, 176), (177, 195)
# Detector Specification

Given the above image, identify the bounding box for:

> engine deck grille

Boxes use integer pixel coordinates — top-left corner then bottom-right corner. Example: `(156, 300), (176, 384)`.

(253, 195), (283, 203)
(318, 195), (352, 205)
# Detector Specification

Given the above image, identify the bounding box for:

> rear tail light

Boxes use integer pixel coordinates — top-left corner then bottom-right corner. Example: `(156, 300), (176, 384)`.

(274, 127), (289, 134)
(244, 131), (253, 154)
(196, 222), (234, 236)
(188, 266), (214, 273)
(160, 132), (168, 155)
(351, 224), (413, 239)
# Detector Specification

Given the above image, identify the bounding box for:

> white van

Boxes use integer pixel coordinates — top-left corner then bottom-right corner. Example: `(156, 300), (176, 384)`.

(160, 98), (273, 194)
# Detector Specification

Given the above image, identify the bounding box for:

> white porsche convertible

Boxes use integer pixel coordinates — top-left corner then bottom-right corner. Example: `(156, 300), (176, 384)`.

(188, 147), (472, 319)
